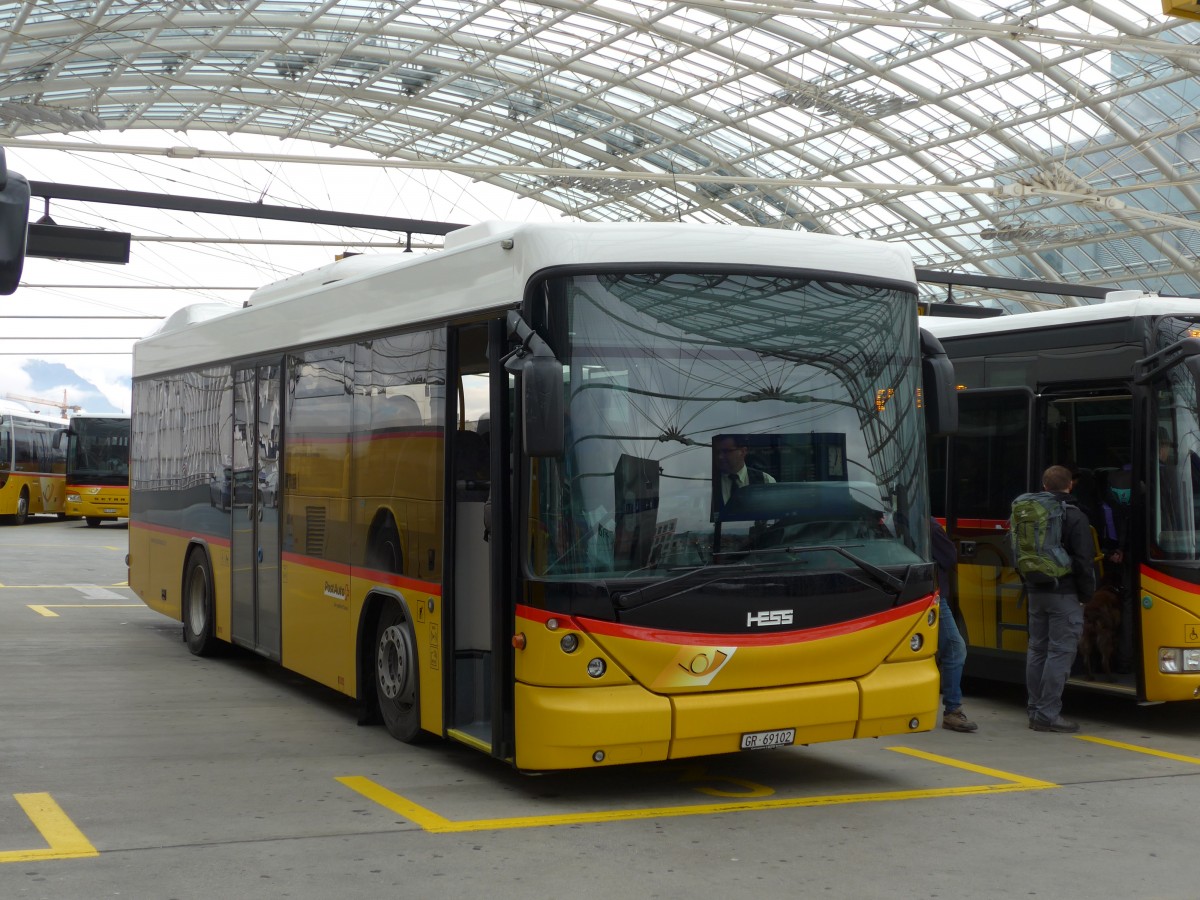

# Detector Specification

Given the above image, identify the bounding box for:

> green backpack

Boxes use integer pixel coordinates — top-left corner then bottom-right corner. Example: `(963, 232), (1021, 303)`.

(1010, 491), (1072, 585)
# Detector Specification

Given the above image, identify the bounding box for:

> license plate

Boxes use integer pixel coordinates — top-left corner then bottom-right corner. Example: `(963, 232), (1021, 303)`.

(103, 508), (118, 514)
(740, 728), (795, 750)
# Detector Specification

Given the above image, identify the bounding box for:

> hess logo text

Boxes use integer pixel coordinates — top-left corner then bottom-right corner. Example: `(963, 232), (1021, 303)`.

(747, 609), (793, 627)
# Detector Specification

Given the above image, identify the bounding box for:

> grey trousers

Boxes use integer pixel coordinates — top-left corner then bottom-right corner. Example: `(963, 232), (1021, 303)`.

(1025, 588), (1084, 722)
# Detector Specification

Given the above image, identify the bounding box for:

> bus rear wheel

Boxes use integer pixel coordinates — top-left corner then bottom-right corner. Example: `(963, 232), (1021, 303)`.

(374, 602), (421, 742)
(13, 488), (29, 525)
(183, 549), (219, 656)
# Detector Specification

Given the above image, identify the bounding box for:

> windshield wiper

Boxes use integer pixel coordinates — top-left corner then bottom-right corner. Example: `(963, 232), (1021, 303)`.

(751, 544), (907, 596)
(611, 558), (797, 611)
(611, 545), (908, 612)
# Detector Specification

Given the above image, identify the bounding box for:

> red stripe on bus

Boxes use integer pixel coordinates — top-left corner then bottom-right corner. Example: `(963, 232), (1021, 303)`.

(954, 518), (1009, 531)
(516, 595), (934, 647)
(279, 551), (442, 595)
(128, 519), (231, 549)
(1140, 564), (1200, 595)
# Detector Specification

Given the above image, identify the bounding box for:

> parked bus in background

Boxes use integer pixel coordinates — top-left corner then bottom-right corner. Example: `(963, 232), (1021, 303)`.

(0, 408), (66, 524)
(925, 293), (1200, 704)
(64, 414), (130, 527)
(129, 221), (957, 771)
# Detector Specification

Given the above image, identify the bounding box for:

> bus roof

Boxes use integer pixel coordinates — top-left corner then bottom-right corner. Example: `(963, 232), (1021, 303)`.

(133, 221), (915, 377)
(0, 405), (70, 425)
(921, 295), (1200, 341)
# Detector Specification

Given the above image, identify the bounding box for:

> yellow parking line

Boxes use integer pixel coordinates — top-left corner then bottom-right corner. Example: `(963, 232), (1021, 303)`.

(2, 586), (131, 590)
(0, 793), (99, 863)
(1076, 735), (1200, 765)
(337, 750), (1056, 834)
(28, 604), (141, 618)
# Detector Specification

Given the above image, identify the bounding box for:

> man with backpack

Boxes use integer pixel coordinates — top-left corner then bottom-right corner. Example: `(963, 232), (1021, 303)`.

(1011, 464), (1097, 733)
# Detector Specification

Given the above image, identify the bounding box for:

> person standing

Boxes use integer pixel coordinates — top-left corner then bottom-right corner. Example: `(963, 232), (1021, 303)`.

(930, 518), (977, 732)
(1022, 464), (1097, 733)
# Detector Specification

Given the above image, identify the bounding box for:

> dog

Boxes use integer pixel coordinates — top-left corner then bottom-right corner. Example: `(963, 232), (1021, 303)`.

(1078, 582), (1122, 681)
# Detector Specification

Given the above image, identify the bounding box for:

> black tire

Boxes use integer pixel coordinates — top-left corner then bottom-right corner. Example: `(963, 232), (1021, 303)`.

(374, 601), (422, 742)
(13, 488), (29, 525)
(183, 549), (220, 656)
(85, 517), (102, 528)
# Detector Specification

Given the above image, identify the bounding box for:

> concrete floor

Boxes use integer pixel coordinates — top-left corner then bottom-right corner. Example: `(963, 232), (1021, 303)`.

(2, 516), (1197, 899)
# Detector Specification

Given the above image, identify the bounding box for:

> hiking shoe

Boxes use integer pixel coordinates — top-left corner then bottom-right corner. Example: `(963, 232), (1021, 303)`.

(1030, 716), (1080, 733)
(942, 707), (978, 732)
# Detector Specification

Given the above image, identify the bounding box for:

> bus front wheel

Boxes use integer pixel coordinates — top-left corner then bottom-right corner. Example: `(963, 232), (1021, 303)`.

(183, 550), (219, 656)
(374, 602), (421, 742)
(85, 517), (102, 528)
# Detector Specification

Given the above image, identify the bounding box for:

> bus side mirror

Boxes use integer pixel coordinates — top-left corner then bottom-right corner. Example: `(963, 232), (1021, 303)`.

(516, 354), (564, 458)
(505, 310), (564, 458)
(920, 328), (958, 437)
(0, 148), (29, 295)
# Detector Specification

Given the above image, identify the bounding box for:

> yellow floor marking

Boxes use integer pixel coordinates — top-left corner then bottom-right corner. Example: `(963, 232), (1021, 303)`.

(337, 749), (1056, 834)
(0, 793), (99, 863)
(28, 604), (141, 618)
(3, 585), (130, 590)
(1, 585), (78, 589)
(888, 746), (1060, 787)
(1076, 735), (1200, 765)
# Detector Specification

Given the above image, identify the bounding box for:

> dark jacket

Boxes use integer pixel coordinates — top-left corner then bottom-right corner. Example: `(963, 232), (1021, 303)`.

(930, 517), (956, 603)
(1041, 491), (1097, 601)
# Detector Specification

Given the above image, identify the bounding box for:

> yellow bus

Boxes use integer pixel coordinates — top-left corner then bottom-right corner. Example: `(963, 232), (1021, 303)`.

(0, 409), (66, 524)
(129, 221), (957, 771)
(64, 414), (130, 526)
(925, 295), (1200, 703)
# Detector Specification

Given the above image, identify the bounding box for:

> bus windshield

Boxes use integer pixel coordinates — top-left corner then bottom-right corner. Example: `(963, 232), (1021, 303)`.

(1150, 316), (1200, 562)
(529, 271), (928, 580)
(67, 417), (130, 486)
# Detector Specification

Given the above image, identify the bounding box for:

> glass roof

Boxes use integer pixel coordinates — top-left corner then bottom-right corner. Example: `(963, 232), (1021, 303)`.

(2, 0), (1199, 311)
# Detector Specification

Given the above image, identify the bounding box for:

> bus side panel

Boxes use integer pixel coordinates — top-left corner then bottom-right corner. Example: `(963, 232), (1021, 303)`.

(279, 553), (354, 696)
(128, 521), (186, 622)
(29, 474), (65, 514)
(1140, 568), (1200, 701)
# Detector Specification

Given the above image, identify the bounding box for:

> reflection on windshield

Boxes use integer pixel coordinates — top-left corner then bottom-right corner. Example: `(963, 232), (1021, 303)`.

(529, 271), (928, 580)
(68, 417), (130, 484)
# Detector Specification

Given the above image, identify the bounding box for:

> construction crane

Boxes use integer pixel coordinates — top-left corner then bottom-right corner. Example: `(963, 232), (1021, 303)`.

(3, 390), (81, 419)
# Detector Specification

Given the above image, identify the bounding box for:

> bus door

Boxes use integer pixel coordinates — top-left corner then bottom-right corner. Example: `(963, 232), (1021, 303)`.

(230, 361), (282, 660)
(943, 387), (1033, 677)
(445, 321), (509, 756)
(1041, 389), (1139, 692)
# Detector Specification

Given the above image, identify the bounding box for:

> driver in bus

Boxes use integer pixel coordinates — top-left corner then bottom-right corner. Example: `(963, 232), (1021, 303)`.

(715, 434), (775, 508)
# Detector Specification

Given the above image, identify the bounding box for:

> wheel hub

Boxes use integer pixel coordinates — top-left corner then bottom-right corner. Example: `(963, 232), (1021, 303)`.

(377, 624), (412, 700)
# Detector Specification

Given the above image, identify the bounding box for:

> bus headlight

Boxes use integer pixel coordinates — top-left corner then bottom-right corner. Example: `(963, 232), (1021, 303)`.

(67, 493), (80, 503)
(1159, 648), (1200, 673)
(586, 658), (606, 678)
(910, 633), (924, 652)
